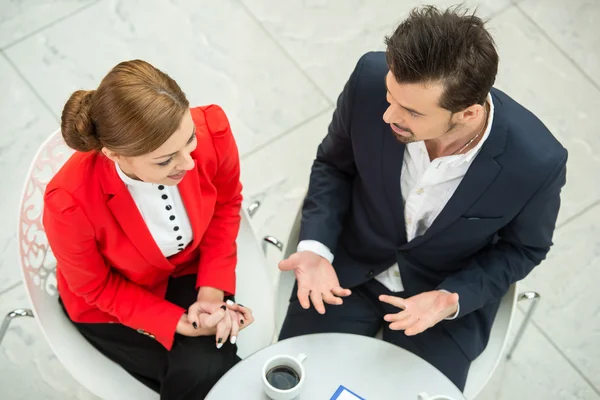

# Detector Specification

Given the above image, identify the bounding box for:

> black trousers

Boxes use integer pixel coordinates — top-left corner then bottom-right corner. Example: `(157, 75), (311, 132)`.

(61, 275), (239, 400)
(279, 279), (471, 391)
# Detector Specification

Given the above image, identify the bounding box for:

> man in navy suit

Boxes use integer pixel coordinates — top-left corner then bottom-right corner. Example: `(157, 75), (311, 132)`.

(278, 5), (567, 390)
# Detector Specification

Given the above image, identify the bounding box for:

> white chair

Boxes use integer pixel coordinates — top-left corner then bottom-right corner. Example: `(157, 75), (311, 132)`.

(0, 131), (277, 400)
(270, 203), (541, 399)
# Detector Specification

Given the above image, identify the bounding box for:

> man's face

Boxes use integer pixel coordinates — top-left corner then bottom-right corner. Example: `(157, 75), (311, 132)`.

(383, 72), (457, 143)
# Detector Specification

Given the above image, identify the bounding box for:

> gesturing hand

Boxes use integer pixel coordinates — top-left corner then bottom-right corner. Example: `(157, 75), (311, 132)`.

(379, 290), (459, 336)
(278, 251), (351, 314)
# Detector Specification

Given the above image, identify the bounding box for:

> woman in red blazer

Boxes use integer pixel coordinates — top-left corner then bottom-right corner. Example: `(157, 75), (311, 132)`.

(43, 59), (254, 399)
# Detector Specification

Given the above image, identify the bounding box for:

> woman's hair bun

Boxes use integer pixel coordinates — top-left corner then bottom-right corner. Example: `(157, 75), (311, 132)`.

(61, 90), (101, 152)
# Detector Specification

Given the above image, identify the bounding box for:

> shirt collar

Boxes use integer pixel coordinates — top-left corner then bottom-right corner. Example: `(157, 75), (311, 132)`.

(115, 162), (156, 189)
(461, 92), (494, 164)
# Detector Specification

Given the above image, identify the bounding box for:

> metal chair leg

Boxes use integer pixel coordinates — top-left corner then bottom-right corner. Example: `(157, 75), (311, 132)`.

(246, 200), (285, 254)
(506, 291), (540, 360)
(262, 236), (283, 254)
(247, 201), (261, 218)
(0, 309), (34, 346)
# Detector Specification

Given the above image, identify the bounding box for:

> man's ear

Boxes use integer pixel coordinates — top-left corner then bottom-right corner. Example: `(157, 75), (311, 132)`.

(456, 103), (486, 124)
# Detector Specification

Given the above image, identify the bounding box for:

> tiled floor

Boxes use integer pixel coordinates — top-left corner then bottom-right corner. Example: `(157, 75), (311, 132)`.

(0, 0), (598, 399)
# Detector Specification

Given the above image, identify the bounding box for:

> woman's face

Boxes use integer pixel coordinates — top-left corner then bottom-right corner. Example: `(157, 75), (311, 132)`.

(104, 110), (197, 186)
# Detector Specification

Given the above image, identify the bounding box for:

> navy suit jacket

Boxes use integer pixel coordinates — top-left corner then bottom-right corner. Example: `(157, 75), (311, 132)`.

(299, 52), (567, 360)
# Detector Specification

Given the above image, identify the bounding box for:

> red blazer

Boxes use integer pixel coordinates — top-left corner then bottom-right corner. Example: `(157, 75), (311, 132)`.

(43, 105), (243, 350)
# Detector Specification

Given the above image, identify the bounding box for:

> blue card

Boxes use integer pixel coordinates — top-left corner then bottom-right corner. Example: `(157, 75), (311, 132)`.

(330, 385), (366, 400)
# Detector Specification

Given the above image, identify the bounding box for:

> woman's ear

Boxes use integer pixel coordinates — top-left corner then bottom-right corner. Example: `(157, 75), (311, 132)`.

(101, 147), (120, 163)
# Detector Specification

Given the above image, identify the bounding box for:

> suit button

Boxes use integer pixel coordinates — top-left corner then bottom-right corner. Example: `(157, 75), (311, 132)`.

(367, 270), (375, 278)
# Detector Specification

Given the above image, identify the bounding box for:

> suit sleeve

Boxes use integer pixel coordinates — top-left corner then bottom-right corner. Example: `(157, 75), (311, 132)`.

(43, 189), (186, 350)
(195, 105), (243, 294)
(438, 151), (568, 317)
(298, 55), (365, 251)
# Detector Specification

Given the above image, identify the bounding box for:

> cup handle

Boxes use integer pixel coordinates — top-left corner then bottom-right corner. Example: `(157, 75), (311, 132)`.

(417, 393), (429, 400)
(296, 353), (307, 363)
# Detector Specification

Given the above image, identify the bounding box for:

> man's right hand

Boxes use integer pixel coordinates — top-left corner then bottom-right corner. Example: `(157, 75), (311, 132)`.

(278, 251), (351, 314)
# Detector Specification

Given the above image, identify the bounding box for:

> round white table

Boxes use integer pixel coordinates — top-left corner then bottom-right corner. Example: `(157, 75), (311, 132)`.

(206, 333), (466, 399)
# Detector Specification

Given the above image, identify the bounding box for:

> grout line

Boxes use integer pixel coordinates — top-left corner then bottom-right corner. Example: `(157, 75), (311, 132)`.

(240, 106), (332, 160)
(1, 51), (60, 124)
(490, 2), (516, 19)
(1, 0), (103, 51)
(515, 3), (600, 95)
(556, 199), (600, 230)
(529, 317), (600, 396)
(0, 281), (23, 298)
(235, 0), (335, 108)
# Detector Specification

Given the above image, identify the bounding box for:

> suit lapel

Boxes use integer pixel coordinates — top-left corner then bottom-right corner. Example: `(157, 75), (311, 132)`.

(400, 149), (501, 250)
(99, 157), (174, 270)
(381, 124), (407, 243)
(177, 166), (203, 248)
(401, 90), (508, 250)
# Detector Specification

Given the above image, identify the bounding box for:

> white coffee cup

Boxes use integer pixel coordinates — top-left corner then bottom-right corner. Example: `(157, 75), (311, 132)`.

(262, 353), (307, 400)
(418, 392), (456, 400)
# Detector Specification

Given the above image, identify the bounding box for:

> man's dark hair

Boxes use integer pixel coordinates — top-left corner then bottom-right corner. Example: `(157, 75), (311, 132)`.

(385, 5), (499, 113)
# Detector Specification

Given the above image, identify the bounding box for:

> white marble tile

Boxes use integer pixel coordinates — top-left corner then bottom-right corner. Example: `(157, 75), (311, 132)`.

(518, 202), (600, 392)
(0, 54), (58, 294)
(519, 0), (600, 88)
(0, 284), (98, 399)
(240, 109), (332, 251)
(3, 0), (329, 157)
(240, 110), (332, 332)
(240, 0), (512, 102)
(474, 309), (599, 400)
(489, 7), (600, 225)
(0, 0), (95, 49)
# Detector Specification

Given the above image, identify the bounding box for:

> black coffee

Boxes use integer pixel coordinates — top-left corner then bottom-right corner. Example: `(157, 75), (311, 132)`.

(266, 365), (300, 390)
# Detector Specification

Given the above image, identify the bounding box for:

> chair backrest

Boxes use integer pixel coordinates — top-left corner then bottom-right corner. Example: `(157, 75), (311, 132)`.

(274, 202), (304, 331)
(463, 283), (517, 399)
(18, 131), (72, 310)
(17, 131), (276, 398)
(283, 202), (303, 260)
(17, 131), (159, 399)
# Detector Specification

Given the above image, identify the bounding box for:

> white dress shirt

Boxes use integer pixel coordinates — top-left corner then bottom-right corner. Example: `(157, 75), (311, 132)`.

(298, 94), (495, 319)
(116, 165), (194, 258)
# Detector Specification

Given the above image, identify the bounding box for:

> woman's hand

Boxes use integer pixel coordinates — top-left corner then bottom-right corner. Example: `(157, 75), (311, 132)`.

(175, 310), (224, 337)
(186, 286), (238, 348)
(215, 300), (256, 348)
(183, 287), (228, 344)
(224, 300), (255, 346)
(183, 286), (255, 348)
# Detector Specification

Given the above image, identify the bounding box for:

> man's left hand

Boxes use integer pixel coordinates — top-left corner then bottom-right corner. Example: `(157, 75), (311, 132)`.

(379, 290), (459, 336)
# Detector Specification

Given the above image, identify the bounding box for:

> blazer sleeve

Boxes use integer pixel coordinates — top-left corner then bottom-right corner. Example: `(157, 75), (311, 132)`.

(43, 189), (186, 350)
(438, 151), (568, 318)
(195, 105), (243, 294)
(298, 55), (364, 251)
